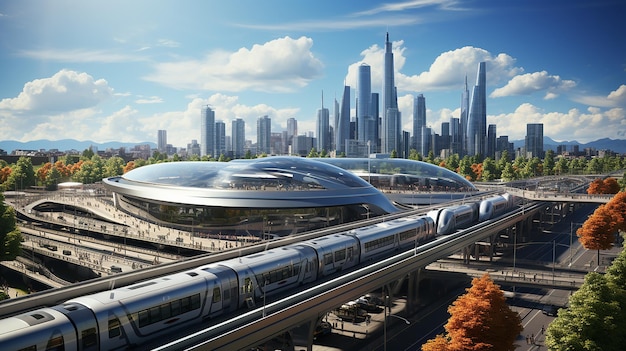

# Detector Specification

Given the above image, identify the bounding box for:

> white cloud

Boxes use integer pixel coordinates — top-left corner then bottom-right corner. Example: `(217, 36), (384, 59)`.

(572, 84), (626, 108)
(0, 69), (113, 113)
(135, 96), (164, 104)
(488, 103), (626, 143)
(18, 49), (146, 63)
(345, 45), (523, 95)
(353, 0), (465, 16)
(490, 71), (576, 98)
(143, 36), (324, 93)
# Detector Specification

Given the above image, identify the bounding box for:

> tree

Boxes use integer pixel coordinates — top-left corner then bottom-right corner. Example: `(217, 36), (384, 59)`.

(0, 192), (22, 261)
(81, 148), (95, 160)
(500, 162), (517, 181)
(546, 273), (626, 350)
(588, 178), (621, 194)
(5, 157), (36, 190)
(542, 150), (556, 175)
(554, 156), (569, 175)
(422, 274), (522, 351)
(577, 205), (616, 267)
(103, 156), (125, 178)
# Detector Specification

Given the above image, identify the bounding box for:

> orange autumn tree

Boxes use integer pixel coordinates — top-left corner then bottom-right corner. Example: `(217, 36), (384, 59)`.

(422, 274), (522, 351)
(588, 178), (620, 194)
(577, 204), (616, 267)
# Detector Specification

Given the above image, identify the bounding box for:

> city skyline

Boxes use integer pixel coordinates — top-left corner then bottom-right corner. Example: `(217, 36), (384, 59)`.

(0, 0), (625, 149)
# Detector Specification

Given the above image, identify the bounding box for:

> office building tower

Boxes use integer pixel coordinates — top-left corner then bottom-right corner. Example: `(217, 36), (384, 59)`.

(214, 121), (226, 158)
(357, 63), (372, 143)
(286, 117), (297, 154)
(336, 85), (350, 155)
(413, 94), (426, 152)
(382, 32), (400, 154)
(232, 118), (245, 158)
(270, 133), (283, 155)
(371, 92), (380, 153)
(460, 75), (469, 156)
(316, 93), (330, 153)
(257, 115), (271, 154)
(486, 124), (496, 159)
(187, 139), (201, 156)
(467, 62), (487, 156)
(200, 105), (215, 158)
(449, 117), (461, 155)
(441, 121), (451, 153)
(496, 135), (514, 160)
(420, 127), (432, 156)
(157, 130), (167, 153)
(525, 123), (544, 158)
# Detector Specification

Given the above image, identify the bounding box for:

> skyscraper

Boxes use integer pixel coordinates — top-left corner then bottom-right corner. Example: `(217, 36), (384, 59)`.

(357, 63), (372, 143)
(382, 32), (400, 154)
(157, 130), (167, 153)
(467, 62), (487, 156)
(316, 93), (330, 153)
(286, 117), (297, 154)
(460, 76), (469, 156)
(525, 123), (544, 158)
(412, 94), (426, 152)
(232, 118), (245, 158)
(257, 115), (271, 154)
(487, 124), (497, 159)
(215, 121), (226, 158)
(200, 105), (215, 158)
(336, 85), (350, 155)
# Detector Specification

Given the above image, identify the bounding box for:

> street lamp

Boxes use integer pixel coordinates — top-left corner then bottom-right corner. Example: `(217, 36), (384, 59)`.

(384, 298), (410, 351)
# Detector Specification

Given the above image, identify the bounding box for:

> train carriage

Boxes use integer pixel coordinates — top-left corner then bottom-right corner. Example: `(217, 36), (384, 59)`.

(0, 307), (81, 351)
(216, 245), (318, 309)
(65, 268), (219, 349)
(296, 234), (360, 276)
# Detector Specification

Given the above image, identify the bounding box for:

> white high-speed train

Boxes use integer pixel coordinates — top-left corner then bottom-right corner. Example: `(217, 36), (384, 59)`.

(0, 194), (515, 351)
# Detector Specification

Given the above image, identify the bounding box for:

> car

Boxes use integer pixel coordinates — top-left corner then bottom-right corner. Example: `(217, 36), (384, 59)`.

(314, 321), (332, 339)
(542, 304), (559, 316)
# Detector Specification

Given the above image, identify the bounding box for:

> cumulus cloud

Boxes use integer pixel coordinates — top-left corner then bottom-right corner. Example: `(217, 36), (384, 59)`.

(135, 96), (164, 104)
(345, 45), (523, 95)
(490, 71), (576, 98)
(0, 69), (113, 113)
(488, 103), (626, 143)
(143, 36), (324, 93)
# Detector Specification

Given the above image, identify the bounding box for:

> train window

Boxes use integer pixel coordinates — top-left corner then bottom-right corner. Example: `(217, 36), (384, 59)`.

(138, 310), (149, 327)
(181, 298), (191, 313)
(191, 294), (201, 309)
(45, 336), (64, 351)
(212, 287), (221, 303)
(82, 327), (97, 347)
(170, 300), (181, 316)
(108, 318), (121, 338)
(324, 253), (333, 265)
(334, 249), (346, 262)
(17, 346), (36, 351)
(223, 287), (230, 300)
(347, 247), (353, 260)
(243, 278), (253, 294)
(160, 303), (171, 319)
(149, 306), (160, 323)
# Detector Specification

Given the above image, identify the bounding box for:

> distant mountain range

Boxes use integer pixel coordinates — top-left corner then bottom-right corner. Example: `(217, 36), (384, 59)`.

(0, 139), (156, 153)
(512, 137), (626, 154)
(0, 137), (624, 154)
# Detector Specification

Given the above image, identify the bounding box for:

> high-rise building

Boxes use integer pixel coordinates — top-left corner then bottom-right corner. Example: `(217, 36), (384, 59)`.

(336, 85), (350, 155)
(412, 94), (426, 152)
(286, 117), (297, 154)
(200, 105), (215, 158)
(215, 121), (226, 158)
(316, 93), (330, 153)
(449, 117), (461, 155)
(187, 139), (201, 156)
(420, 127), (432, 156)
(487, 124), (497, 159)
(157, 130), (167, 153)
(525, 123), (544, 158)
(381, 32), (400, 154)
(460, 76), (469, 156)
(357, 64), (372, 143)
(467, 62), (487, 156)
(257, 115), (271, 154)
(232, 118), (245, 158)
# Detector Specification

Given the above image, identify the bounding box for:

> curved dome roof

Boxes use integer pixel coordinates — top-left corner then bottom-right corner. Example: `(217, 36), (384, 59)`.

(316, 158), (476, 190)
(103, 157), (399, 212)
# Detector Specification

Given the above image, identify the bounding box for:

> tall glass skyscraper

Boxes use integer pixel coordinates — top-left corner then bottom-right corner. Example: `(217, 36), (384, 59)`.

(316, 93), (330, 153)
(460, 76), (469, 156)
(336, 85), (350, 155)
(215, 121), (226, 158)
(200, 105), (215, 158)
(231, 118), (245, 158)
(357, 63), (372, 144)
(257, 115), (271, 154)
(382, 32), (400, 154)
(412, 94), (426, 152)
(467, 62), (486, 156)
(525, 123), (544, 158)
(157, 129), (167, 153)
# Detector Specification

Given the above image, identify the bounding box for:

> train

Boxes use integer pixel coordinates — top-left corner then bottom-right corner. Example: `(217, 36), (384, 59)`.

(0, 193), (516, 351)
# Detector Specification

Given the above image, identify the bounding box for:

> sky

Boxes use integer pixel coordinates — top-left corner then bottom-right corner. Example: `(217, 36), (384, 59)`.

(0, 0), (625, 150)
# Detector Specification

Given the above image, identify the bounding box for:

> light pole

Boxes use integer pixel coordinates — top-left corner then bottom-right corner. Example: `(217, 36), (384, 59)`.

(384, 300), (410, 351)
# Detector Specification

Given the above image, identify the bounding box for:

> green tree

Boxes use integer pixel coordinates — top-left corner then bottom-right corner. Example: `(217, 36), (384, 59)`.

(0, 192), (22, 261)
(546, 273), (626, 350)
(5, 157), (36, 190)
(81, 148), (95, 160)
(554, 156), (569, 175)
(500, 162), (517, 181)
(542, 150), (556, 175)
(481, 157), (498, 181)
(44, 166), (62, 190)
(390, 149), (398, 158)
(458, 156), (475, 181)
(307, 148), (319, 158)
(103, 156), (125, 178)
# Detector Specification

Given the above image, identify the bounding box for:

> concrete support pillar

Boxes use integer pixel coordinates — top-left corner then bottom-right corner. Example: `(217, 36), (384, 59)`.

(406, 268), (421, 314)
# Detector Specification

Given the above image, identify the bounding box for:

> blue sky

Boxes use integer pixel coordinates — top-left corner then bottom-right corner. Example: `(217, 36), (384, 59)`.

(0, 0), (624, 149)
